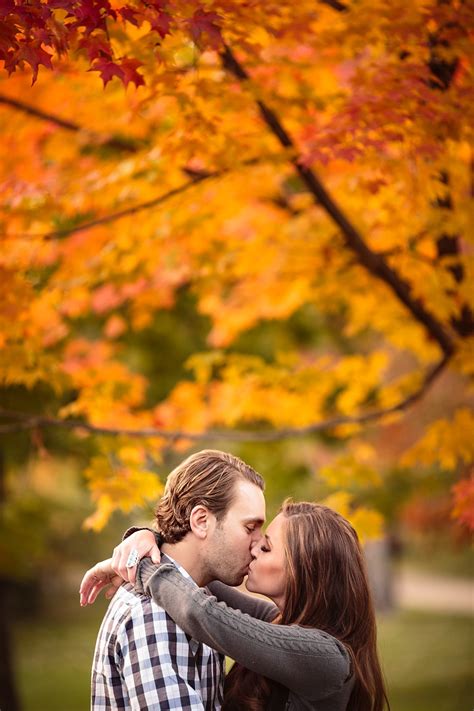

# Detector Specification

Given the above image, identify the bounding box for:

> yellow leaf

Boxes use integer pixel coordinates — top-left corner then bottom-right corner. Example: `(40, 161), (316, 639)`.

(320, 491), (384, 542)
(83, 495), (115, 532)
(402, 408), (474, 470)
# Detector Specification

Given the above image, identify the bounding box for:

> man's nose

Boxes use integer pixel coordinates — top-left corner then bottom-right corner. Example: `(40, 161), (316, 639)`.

(250, 537), (262, 557)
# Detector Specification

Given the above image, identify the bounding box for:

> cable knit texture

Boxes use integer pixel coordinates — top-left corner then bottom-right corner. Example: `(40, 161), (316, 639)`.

(136, 560), (355, 711)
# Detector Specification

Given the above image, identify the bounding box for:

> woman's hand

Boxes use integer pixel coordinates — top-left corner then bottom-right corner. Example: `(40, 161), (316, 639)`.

(79, 529), (161, 606)
(79, 558), (123, 606)
(111, 529), (161, 584)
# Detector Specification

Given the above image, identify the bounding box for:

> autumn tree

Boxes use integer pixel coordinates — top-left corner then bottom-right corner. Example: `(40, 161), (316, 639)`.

(1, 0), (473, 535)
(1, 0), (474, 706)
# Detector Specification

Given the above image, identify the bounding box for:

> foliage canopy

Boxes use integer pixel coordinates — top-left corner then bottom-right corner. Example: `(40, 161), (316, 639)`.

(1, 0), (473, 531)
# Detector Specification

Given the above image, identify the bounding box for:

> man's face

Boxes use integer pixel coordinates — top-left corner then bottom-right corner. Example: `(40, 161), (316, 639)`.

(203, 479), (266, 586)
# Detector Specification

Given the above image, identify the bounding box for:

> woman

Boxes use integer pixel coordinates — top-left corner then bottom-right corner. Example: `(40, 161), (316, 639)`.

(81, 501), (389, 710)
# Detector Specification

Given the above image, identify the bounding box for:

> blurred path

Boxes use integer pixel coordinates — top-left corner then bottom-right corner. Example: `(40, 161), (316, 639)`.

(394, 570), (474, 615)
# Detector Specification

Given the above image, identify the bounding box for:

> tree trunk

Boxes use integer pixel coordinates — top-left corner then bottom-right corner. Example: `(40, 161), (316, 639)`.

(364, 536), (395, 612)
(0, 448), (21, 711)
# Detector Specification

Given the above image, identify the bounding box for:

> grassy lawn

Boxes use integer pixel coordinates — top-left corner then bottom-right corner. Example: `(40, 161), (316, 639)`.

(12, 599), (473, 711)
(12, 599), (106, 711)
(378, 610), (473, 711)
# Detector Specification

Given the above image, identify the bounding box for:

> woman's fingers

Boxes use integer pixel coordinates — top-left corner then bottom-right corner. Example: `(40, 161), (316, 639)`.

(111, 542), (132, 583)
(79, 559), (115, 606)
(80, 530), (162, 606)
(104, 576), (123, 600)
(84, 575), (122, 605)
(79, 569), (98, 606)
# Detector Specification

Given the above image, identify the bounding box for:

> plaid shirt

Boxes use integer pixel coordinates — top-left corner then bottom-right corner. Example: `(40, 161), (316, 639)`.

(91, 556), (224, 710)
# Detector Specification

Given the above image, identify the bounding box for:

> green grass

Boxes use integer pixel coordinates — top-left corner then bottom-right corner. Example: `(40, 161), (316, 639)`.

(12, 598), (474, 711)
(378, 610), (473, 711)
(13, 598), (106, 711)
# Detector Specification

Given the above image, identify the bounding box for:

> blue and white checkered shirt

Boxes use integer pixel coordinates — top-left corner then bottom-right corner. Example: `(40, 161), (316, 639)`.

(91, 556), (224, 710)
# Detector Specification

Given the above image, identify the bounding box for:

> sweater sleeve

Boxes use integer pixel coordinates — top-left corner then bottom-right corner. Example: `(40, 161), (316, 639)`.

(137, 561), (352, 701)
(122, 526), (162, 547)
(207, 581), (278, 622)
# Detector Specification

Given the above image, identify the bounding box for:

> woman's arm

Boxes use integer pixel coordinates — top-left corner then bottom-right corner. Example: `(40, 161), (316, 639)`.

(79, 529), (161, 605)
(122, 528), (277, 620)
(137, 561), (352, 701)
(208, 581), (278, 622)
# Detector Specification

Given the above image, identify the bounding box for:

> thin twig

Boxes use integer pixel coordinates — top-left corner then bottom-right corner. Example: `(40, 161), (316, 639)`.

(0, 93), (140, 152)
(42, 171), (216, 239)
(0, 355), (450, 439)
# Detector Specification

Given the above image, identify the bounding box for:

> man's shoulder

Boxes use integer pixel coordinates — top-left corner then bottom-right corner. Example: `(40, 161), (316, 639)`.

(101, 581), (205, 660)
(106, 581), (191, 633)
(110, 582), (166, 616)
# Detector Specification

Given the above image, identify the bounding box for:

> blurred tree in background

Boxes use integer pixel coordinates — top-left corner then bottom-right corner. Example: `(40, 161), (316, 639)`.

(1, 1), (473, 708)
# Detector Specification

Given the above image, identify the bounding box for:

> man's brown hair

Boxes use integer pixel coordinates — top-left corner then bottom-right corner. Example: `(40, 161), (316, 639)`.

(155, 449), (264, 543)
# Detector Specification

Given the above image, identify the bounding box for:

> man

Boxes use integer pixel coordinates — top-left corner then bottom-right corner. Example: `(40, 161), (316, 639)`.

(88, 449), (266, 710)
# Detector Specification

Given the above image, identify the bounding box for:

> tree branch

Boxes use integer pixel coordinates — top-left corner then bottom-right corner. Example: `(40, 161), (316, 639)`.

(430, 58), (474, 336)
(0, 355), (450, 439)
(0, 92), (277, 239)
(0, 93), (140, 153)
(42, 170), (218, 239)
(320, 0), (347, 11)
(35, 158), (264, 239)
(220, 45), (455, 358)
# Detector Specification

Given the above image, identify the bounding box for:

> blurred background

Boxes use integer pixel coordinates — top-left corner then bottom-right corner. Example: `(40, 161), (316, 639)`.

(2, 302), (473, 711)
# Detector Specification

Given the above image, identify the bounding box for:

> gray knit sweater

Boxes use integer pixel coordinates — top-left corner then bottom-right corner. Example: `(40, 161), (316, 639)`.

(137, 559), (354, 711)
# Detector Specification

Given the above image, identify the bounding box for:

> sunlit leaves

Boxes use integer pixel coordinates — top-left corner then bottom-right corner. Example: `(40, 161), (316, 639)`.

(319, 450), (382, 491)
(59, 338), (149, 428)
(402, 409), (474, 471)
(319, 491), (384, 543)
(165, 350), (391, 431)
(451, 474), (474, 533)
(0, 0), (472, 531)
(83, 449), (163, 530)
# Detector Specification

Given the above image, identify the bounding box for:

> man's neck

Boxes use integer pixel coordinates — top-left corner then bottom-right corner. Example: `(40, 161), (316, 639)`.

(161, 540), (209, 587)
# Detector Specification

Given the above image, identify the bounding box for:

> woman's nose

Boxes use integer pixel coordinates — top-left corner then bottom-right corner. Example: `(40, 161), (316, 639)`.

(250, 537), (263, 557)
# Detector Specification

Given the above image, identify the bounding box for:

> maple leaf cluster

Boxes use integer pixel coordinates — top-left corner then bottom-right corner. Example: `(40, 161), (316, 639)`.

(0, 0), (473, 530)
(0, 0), (225, 85)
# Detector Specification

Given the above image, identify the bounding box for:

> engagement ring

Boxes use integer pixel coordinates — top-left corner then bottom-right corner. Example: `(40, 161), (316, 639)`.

(126, 549), (140, 568)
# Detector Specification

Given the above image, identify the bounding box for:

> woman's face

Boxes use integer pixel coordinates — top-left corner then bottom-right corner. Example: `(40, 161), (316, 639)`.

(245, 512), (287, 608)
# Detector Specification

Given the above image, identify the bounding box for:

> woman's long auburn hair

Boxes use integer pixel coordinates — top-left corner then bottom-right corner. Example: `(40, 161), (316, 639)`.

(223, 500), (390, 711)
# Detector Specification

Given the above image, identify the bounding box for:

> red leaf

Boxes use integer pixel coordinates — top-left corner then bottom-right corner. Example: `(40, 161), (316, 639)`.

(189, 10), (222, 49)
(16, 41), (53, 84)
(90, 57), (125, 86)
(0, 0), (16, 17)
(452, 474), (474, 532)
(146, 9), (172, 39)
(90, 56), (144, 87)
(79, 36), (113, 62)
(70, 0), (115, 34)
(120, 57), (145, 87)
(117, 6), (140, 26)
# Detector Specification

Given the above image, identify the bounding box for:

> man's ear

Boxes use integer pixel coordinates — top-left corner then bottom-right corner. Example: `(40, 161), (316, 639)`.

(189, 505), (215, 539)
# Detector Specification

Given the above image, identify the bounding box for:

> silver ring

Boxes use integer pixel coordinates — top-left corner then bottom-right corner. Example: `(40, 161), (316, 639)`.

(126, 549), (140, 568)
